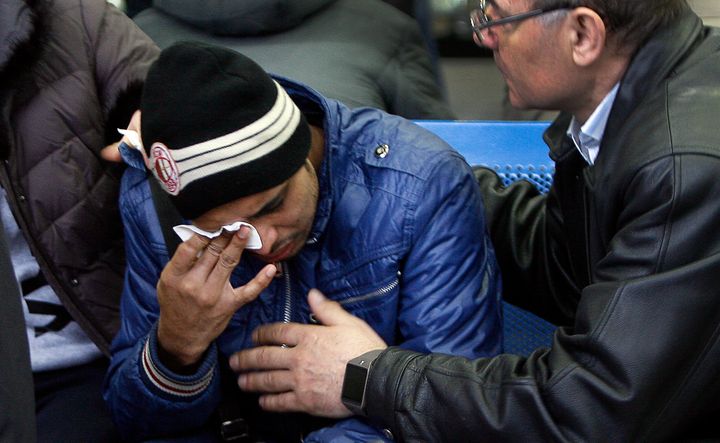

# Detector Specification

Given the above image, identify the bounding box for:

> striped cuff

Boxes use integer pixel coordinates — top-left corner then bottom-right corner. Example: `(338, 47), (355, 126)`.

(141, 326), (216, 399)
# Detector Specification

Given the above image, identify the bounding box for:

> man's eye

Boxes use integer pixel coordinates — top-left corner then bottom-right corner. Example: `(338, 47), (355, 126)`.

(252, 198), (285, 220)
(265, 199), (284, 214)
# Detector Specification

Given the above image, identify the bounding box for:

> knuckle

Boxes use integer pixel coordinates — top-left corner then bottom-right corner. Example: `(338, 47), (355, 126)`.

(258, 395), (274, 410)
(177, 280), (196, 295)
(196, 297), (214, 309)
(258, 325), (276, 343)
(256, 347), (270, 366)
(272, 324), (290, 343)
(262, 371), (275, 387)
(219, 252), (239, 269)
(206, 242), (223, 256)
(176, 241), (194, 256)
(255, 323), (286, 346)
(265, 394), (289, 412)
(180, 237), (206, 255)
(240, 373), (255, 390)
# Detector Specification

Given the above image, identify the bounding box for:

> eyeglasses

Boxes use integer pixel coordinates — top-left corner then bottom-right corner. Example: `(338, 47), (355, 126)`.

(469, 0), (573, 41)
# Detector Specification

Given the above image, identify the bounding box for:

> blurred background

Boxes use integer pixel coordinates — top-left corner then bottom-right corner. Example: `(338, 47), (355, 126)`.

(108, 0), (720, 122)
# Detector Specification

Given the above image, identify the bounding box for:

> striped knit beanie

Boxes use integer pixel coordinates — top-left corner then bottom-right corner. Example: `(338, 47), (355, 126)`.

(140, 41), (311, 220)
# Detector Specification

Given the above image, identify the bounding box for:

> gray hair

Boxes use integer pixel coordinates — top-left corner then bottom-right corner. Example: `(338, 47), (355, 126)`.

(532, 0), (686, 47)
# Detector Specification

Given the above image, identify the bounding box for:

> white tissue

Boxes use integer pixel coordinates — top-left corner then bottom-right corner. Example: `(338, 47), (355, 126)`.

(117, 128), (143, 150)
(172, 221), (262, 250)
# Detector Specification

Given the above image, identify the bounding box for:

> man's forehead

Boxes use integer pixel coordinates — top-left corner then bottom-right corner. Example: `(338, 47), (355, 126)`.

(486, 0), (508, 13)
(492, 0), (530, 12)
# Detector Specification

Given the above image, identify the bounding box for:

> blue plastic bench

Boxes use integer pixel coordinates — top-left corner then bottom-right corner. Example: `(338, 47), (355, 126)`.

(415, 120), (557, 356)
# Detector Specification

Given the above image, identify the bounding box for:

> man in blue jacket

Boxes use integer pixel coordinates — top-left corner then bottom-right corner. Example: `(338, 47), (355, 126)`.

(103, 42), (502, 441)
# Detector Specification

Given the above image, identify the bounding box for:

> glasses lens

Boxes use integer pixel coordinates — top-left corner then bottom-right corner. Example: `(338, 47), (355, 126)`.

(469, 9), (479, 28)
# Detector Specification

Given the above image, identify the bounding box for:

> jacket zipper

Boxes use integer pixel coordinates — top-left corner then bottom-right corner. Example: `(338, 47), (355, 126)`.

(338, 273), (400, 306)
(281, 262), (292, 323)
(581, 179), (593, 284)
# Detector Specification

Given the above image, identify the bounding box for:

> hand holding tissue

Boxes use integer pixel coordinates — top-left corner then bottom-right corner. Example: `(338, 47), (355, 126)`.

(173, 221), (263, 250)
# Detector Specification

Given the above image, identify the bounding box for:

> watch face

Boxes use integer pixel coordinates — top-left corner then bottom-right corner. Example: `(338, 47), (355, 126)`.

(342, 363), (368, 403)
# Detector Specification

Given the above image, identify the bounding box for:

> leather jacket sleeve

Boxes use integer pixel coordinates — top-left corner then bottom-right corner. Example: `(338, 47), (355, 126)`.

(363, 154), (720, 441)
(472, 167), (578, 326)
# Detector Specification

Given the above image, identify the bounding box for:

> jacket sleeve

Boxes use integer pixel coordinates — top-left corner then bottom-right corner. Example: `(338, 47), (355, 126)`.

(362, 154), (720, 441)
(103, 172), (221, 441)
(473, 167), (579, 325)
(81, 0), (159, 143)
(394, 153), (503, 358)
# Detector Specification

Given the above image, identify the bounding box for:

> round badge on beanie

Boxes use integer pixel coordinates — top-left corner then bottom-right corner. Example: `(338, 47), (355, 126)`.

(140, 41), (311, 220)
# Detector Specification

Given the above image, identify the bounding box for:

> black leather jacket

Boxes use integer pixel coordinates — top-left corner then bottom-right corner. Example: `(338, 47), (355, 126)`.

(365, 6), (720, 442)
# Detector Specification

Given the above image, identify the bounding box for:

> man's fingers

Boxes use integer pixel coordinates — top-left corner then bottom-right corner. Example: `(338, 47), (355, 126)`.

(252, 322), (309, 348)
(236, 369), (294, 393)
(166, 234), (210, 275)
(100, 142), (122, 162)
(230, 345), (295, 372)
(103, 109), (141, 163)
(307, 289), (356, 327)
(257, 392), (302, 413)
(232, 264), (276, 308)
(195, 233), (232, 267)
(128, 110), (142, 133)
(206, 228), (250, 286)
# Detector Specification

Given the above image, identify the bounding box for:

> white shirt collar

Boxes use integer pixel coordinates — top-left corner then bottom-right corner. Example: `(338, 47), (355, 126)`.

(567, 82), (620, 165)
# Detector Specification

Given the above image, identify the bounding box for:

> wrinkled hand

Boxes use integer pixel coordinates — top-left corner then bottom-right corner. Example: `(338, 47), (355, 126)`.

(101, 109), (141, 162)
(229, 289), (387, 418)
(157, 227), (276, 371)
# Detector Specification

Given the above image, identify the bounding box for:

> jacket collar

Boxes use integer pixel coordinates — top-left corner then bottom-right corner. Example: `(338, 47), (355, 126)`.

(544, 3), (703, 161)
(274, 76), (335, 245)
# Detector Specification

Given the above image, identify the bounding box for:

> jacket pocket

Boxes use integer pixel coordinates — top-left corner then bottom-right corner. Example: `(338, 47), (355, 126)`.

(321, 269), (402, 344)
(337, 273), (400, 307)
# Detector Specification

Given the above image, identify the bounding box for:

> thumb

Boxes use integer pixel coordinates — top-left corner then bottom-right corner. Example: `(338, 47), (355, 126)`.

(308, 289), (352, 326)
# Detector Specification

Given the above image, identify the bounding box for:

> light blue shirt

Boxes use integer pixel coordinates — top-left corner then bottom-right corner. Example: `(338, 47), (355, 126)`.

(1, 188), (101, 371)
(567, 83), (620, 165)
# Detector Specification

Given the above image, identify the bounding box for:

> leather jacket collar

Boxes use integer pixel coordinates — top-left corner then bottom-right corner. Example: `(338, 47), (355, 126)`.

(544, 3), (703, 161)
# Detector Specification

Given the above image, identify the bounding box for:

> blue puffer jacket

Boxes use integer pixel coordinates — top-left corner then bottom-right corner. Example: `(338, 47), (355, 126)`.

(104, 77), (502, 442)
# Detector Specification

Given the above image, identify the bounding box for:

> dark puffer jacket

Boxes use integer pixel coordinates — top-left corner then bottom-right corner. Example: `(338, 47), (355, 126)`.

(0, 0), (158, 354)
(133, 0), (454, 119)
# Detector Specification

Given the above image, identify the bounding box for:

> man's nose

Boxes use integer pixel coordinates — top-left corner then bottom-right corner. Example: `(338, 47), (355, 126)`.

(254, 225), (277, 256)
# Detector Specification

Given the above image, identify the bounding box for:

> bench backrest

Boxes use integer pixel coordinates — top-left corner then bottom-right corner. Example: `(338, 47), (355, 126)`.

(415, 120), (557, 356)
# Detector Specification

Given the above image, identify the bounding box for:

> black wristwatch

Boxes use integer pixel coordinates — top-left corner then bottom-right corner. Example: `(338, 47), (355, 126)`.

(340, 349), (384, 416)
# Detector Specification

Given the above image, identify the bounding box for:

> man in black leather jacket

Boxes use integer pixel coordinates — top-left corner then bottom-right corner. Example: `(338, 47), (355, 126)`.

(228, 0), (720, 441)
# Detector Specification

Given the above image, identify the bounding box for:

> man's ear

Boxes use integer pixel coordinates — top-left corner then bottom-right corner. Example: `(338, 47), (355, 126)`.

(567, 7), (606, 67)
